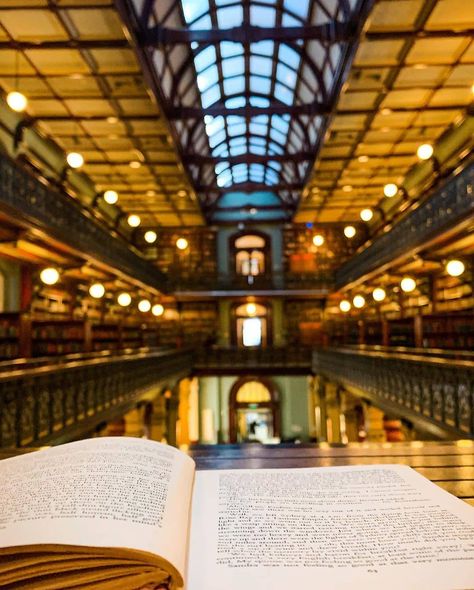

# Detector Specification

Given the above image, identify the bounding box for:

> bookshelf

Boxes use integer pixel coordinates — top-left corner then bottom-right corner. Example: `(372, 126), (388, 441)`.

(0, 313), (31, 359)
(32, 319), (91, 356)
(421, 313), (474, 349)
(91, 324), (120, 352)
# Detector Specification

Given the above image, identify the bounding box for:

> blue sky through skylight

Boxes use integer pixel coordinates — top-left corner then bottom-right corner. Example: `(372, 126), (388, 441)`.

(180, 0), (309, 192)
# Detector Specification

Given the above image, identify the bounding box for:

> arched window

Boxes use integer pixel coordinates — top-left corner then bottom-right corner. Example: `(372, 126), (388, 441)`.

(235, 302), (268, 347)
(232, 233), (269, 283)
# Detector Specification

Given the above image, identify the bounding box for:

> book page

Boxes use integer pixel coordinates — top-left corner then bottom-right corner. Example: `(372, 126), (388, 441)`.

(0, 437), (195, 579)
(187, 465), (474, 590)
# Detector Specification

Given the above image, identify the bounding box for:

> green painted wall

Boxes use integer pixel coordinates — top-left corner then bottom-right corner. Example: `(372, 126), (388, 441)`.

(197, 375), (310, 443)
(0, 260), (21, 312)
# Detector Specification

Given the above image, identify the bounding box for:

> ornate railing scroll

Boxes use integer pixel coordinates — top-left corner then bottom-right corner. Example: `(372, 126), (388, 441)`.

(336, 160), (474, 288)
(0, 348), (192, 448)
(313, 348), (474, 438)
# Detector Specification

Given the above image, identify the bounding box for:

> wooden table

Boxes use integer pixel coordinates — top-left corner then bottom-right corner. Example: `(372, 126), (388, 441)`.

(188, 440), (474, 506)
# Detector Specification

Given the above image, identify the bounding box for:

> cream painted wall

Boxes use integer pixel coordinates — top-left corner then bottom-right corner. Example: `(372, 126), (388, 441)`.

(198, 375), (311, 443)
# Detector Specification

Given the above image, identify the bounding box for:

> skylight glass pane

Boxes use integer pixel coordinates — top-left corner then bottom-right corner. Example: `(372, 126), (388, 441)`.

(278, 44), (300, 70)
(249, 136), (266, 146)
(201, 84), (221, 107)
(230, 136), (246, 147)
(230, 144), (247, 156)
(194, 46), (216, 73)
(250, 5), (276, 26)
(181, 0), (209, 23)
(209, 129), (226, 147)
(284, 0), (310, 19)
(190, 14), (212, 29)
(250, 76), (271, 94)
(270, 127), (286, 143)
(226, 96), (246, 108)
(212, 144), (228, 157)
(205, 115), (224, 136)
(268, 142), (284, 154)
(224, 75), (245, 95)
(217, 5), (243, 28)
(215, 162), (229, 175)
(250, 41), (274, 56)
(197, 65), (219, 92)
(271, 115), (290, 134)
(249, 96), (270, 107)
(250, 56), (273, 78)
(222, 56), (245, 78)
(250, 145), (266, 155)
(276, 63), (297, 89)
(249, 122), (267, 135)
(220, 42), (244, 58)
(274, 82), (294, 105)
(228, 122), (246, 136)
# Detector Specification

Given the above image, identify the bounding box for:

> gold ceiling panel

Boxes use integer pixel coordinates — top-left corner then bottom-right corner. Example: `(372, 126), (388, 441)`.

(0, 0), (203, 228)
(297, 0), (474, 225)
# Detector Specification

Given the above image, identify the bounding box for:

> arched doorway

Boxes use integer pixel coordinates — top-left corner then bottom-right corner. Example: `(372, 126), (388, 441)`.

(229, 377), (280, 443)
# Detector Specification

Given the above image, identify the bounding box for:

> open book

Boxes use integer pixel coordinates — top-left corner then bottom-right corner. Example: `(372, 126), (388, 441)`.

(0, 437), (473, 590)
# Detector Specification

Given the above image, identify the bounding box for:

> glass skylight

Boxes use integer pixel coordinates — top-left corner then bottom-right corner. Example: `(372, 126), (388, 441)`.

(180, 0), (308, 195)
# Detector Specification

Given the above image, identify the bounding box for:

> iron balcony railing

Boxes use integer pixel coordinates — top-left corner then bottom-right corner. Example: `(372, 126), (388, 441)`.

(313, 347), (474, 439)
(0, 347), (192, 448)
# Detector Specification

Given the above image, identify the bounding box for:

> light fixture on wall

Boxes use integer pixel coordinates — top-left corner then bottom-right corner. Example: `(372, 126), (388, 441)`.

(40, 267), (60, 286)
(89, 283), (105, 299)
(117, 292), (132, 306)
(372, 287), (386, 302)
(66, 152), (84, 169)
(138, 299), (151, 312)
(312, 234), (324, 247)
(144, 230), (157, 244)
(417, 143), (434, 161)
(353, 295), (366, 309)
(127, 214), (141, 227)
(446, 259), (465, 277)
(103, 190), (119, 205)
(152, 303), (164, 317)
(360, 208), (373, 222)
(176, 237), (188, 250)
(383, 183), (398, 198)
(344, 225), (356, 239)
(339, 299), (351, 313)
(6, 51), (28, 112)
(400, 277), (417, 293)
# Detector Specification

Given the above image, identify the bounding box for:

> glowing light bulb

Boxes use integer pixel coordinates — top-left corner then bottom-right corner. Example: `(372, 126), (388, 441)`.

(342, 185), (353, 192)
(313, 234), (324, 247)
(66, 152), (84, 169)
(89, 283), (105, 299)
(40, 267), (60, 285)
(127, 214), (141, 227)
(339, 300), (351, 313)
(152, 304), (164, 317)
(144, 230), (157, 244)
(400, 277), (416, 293)
(344, 225), (356, 238)
(246, 303), (257, 316)
(372, 287), (386, 302)
(417, 143), (434, 160)
(353, 295), (365, 309)
(360, 208), (373, 222)
(446, 259), (465, 277)
(384, 183), (398, 198)
(103, 190), (118, 205)
(117, 292), (131, 306)
(138, 299), (151, 312)
(176, 237), (188, 250)
(6, 90), (27, 112)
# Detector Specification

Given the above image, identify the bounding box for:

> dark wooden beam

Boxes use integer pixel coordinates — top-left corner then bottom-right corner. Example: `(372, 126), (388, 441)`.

(140, 22), (352, 45)
(196, 182), (304, 193)
(168, 102), (330, 119)
(184, 152), (313, 165)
